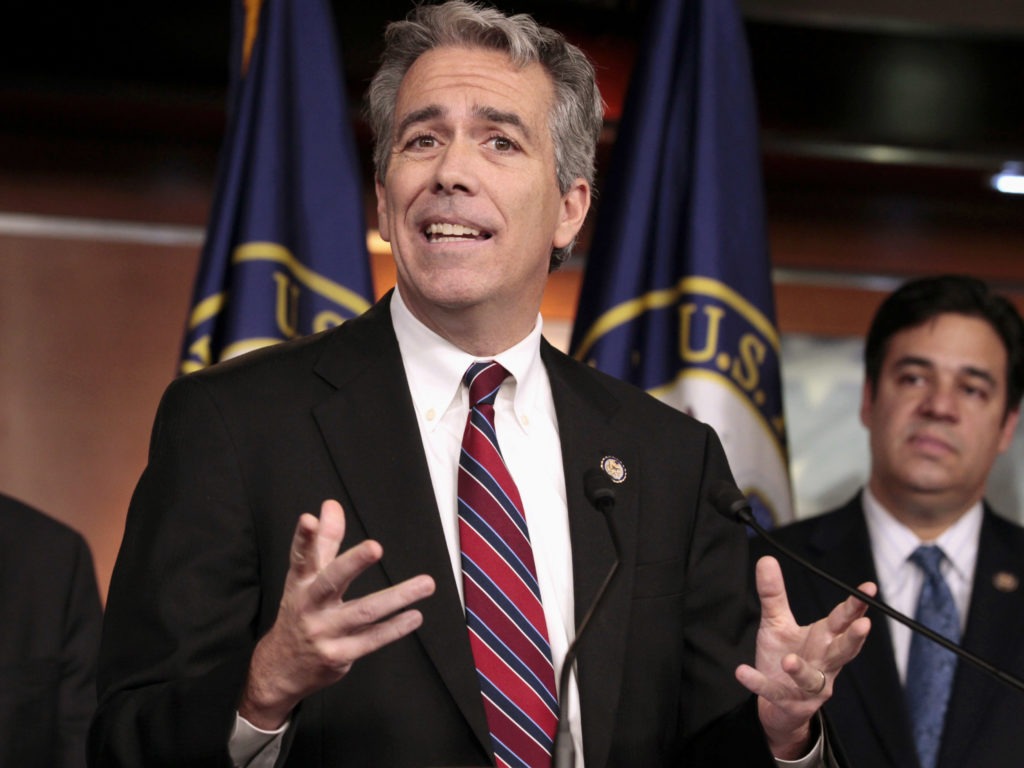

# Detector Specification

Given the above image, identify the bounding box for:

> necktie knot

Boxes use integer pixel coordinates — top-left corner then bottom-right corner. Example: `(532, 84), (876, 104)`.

(464, 361), (509, 409)
(908, 544), (959, 642)
(910, 544), (947, 581)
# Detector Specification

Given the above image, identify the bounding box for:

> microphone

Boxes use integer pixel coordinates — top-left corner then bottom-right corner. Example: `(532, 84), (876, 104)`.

(709, 480), (1024, 696)
(553, 469), (622, 768)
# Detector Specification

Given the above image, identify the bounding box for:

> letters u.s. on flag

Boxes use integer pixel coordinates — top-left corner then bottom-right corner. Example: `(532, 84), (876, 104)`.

(571, 0), (793, 525)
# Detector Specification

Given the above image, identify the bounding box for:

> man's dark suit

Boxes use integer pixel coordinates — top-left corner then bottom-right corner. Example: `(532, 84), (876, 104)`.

(0, 493), (103, 768)
(91, 295), (775, 767)
(751, 494), (1024, 768)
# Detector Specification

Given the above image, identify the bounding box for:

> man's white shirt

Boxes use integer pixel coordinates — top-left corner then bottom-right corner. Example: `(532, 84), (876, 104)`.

(862, 488), (979, 683)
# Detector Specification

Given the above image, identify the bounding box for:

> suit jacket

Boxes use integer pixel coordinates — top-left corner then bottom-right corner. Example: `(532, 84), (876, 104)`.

(0, 493), (103, 768)
(751, 493), (1024, 768)
(91, 296), (776, 767)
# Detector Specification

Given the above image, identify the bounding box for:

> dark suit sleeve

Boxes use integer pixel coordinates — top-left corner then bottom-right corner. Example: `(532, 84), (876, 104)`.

(0, 497), (102, 768)
(58, 533), (103, 768)
(90, 375), (263, 767)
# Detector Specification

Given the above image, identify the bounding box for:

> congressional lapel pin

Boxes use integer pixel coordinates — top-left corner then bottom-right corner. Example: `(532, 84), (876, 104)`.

(993, 571), (1020, 593)
(600, 455), (627, 484)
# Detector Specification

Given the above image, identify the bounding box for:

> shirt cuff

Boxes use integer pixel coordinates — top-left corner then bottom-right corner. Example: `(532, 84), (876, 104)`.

(228, 712), (289, 768)
(772, 721), (825, 768)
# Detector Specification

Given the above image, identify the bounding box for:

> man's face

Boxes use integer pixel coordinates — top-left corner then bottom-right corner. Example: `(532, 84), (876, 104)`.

(861, 312), (1019, 527)
(375, 46), (589, 349)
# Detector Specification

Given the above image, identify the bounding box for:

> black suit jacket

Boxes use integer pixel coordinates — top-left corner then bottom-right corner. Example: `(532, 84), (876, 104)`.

(91, 296), (775, 767)
(0, 493), (103, 768)
(751, 494), (1024, 768)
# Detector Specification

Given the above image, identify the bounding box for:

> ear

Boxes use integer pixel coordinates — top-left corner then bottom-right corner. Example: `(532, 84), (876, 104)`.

(552, 178), (591, 250)
(859, 377), (874, 429)
(375, 180), (391, 243)
(998, 408), (1020, 453)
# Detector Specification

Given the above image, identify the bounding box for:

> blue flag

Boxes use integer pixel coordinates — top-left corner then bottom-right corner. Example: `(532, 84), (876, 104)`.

(180, 0), (373, 374)
(570, 0), (792, 524)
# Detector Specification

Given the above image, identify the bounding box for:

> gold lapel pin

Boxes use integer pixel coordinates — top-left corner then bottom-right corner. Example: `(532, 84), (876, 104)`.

(993, 571), (1020, 593)
(600, 455), (627, 484)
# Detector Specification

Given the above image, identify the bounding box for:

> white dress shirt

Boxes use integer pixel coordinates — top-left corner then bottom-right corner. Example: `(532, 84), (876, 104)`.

(862, 488), (979, 683)
(390, 287), (584, 763)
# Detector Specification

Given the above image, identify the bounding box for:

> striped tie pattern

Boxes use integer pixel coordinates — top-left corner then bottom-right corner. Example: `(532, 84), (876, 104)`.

(457, 361), (559, 767)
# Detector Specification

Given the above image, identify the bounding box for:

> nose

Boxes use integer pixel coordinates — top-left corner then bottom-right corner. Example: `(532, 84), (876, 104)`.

(432, 138), (477, 195)
(919, 381), (958, 422)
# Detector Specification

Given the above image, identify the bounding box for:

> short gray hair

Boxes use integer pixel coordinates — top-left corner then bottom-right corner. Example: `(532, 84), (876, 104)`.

(366, 0), (604, 268)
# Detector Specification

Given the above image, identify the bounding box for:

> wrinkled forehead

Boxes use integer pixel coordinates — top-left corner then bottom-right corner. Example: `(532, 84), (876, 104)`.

(394, 46), (554, 129)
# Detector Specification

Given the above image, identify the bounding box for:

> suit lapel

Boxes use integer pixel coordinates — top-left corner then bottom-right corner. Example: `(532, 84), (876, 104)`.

(940, 510), (1024, 767)
(808, 499), (919, 766)
(543, 342), (638, 768)
(311, 298), (491, 755)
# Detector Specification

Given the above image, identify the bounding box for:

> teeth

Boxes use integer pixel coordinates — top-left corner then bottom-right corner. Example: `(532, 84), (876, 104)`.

(426, 222), (481, 238)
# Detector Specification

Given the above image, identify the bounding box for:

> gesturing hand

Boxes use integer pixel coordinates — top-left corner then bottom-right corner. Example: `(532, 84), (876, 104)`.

(736, 555), (874, 760)
(239, 500), (435, 729)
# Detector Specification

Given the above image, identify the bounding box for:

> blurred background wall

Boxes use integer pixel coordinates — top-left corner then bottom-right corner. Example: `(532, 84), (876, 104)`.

(1, 0), (1022, 598)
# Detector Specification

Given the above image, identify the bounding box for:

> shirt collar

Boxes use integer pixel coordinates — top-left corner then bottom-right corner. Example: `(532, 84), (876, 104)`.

(389, 287), (546, 432)
(862, 486), (982, 584)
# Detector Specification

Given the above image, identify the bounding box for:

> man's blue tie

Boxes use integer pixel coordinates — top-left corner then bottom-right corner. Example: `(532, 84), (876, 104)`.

(905, 545), (960, 768)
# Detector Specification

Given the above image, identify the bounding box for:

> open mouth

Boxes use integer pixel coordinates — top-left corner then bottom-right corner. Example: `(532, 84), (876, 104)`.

(424, 222), (492, 243)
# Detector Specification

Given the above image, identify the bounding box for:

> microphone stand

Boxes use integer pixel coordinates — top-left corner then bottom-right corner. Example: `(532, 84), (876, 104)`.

(712, 482), (1024, 696)
(553, 471), (622, 768)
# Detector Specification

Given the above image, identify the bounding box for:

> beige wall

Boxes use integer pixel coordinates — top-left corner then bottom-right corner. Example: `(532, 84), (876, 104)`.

(0, 230), (199, 598)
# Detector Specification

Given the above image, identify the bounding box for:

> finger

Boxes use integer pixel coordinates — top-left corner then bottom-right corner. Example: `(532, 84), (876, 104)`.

(780, 653), (830, 696)
(754, 556), (795, 626)
(327, 607), (427, 669)
(309, 538), (385, 605)
(334, 575), (436, 635)
(825, 615), (872, 668)
(316, 576), (436, 672)
(315, 500), (347, 570)
(288, 513), (323, 580)
(735, 663), (780, 700)
(824, 581), (877, 635)
(738, 655), (828, 702)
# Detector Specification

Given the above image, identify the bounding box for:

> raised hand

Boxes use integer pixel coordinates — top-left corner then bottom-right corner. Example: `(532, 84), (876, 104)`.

(239, 500), (435, 729)
(736, 555), (874, 760)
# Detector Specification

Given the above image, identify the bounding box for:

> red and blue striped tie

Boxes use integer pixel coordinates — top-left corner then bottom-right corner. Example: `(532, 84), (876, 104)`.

(458, 361), (559, 767)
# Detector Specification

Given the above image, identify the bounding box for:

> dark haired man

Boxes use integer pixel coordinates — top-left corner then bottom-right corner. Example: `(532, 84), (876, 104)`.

(752, 275), (1024, 768)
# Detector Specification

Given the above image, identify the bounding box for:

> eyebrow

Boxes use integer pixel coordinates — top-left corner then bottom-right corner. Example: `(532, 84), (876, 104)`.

(395, 105), (443, 139)
(394, 104), (532, 142)
(961, 367), (998, 387)
(474, 105), (531, 140)
(893, 355), (999, 386)
(892, 355), (934, 371)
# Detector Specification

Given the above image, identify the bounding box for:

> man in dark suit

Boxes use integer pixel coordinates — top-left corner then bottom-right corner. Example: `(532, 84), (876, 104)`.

(0, 492), (103, 768)
(91, 3), (871, 766)
(752, 275), (1024, 768)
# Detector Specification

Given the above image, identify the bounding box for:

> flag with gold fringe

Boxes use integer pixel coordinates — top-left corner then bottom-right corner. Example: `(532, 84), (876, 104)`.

(570, 0), (792, 525)
(180, 0), (373, 374)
